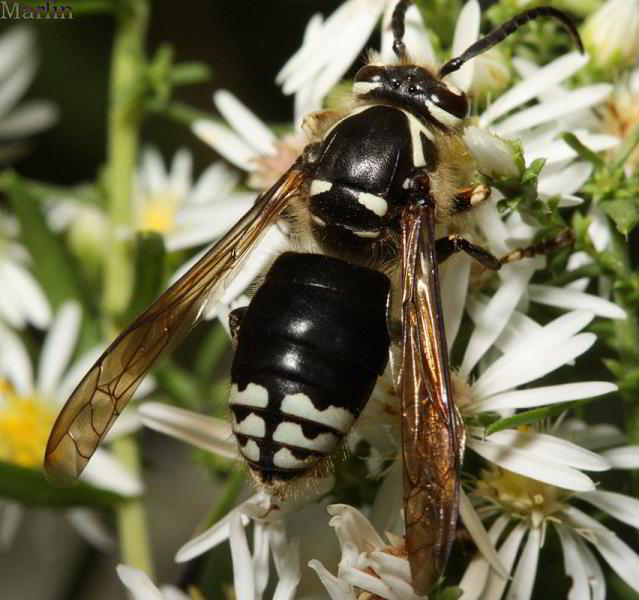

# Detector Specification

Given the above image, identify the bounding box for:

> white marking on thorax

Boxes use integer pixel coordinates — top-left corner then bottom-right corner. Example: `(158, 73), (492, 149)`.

(352, 81), (382, 95)
(425, 99), (461, 128)
(233, 412), (266, 438)
(310, 179), (333, 196)
(353, 229), (381, 239)
(240, 439), (260, 462)
(229, 383), (269, 408)
(273, 447), (309, 469)
(400, 109), (434, 168)
(356, 191), (387, 216)
(311, 215), (326, 227)
(273, 422), (339, 453)
(281, 393), (354, 433)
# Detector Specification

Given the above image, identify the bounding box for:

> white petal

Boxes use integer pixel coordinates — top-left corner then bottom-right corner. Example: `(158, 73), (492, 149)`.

(230, 510), (255, 600)
(601, 445), (639, 469)
(538, 161), (592, 197)
(0, 28), (33, 82)
(273, 537), (301, 600)
(67, 508), (114, 551)
(189, 162), (240, 205)
(81, 448), (143, 496)
(472, 311), (595, 399)
(159, 587), (190, 600)
(116, 565), (164, 600)
(527, 284), (626, 319)
(482, 523), (527, 600)
(505, 527), (540, 600)
(327, 504), (385, 553)
(441, 255), (471, 350)
(168, 148), (192, 199)
(524, 132), (619, 166)
(340, 566), (394, 599)
(492, 84), (612, 137)
(580, 490), (639, 529)
(555, 524), (591, 600)
(564, 506), (639, 593)
(138, 402), (237, 460)
(572, 531), (606, 600)
(37, 301), (81, 396)
(459, 515), (510, 600)
(141, 147), (168, 196)
(0, 321), (33, 395)
(382, 3), (435, 64)
(459, 489), (508, 577)
(214, 90), (277, 157)
(105, 409), (142, 442)
(0, 100), (58, 138)
(490, 307), (542, 355)
(253, 523), (270, 600)
(192, 120), (256, 171)
(176, 503), (252, 563)
(0, 56), (37, 118)
(471, 382), (617, 413)
(481, 430), (611, 472)
(448, 0), (480, 91)
(308, 559), (355, 600)
(480, 52), (589, 127)
(468, 437), (596, 491)
(461, 268), (533, 376)
(57, 346), (102, 404)
(0, 259), (51, 328)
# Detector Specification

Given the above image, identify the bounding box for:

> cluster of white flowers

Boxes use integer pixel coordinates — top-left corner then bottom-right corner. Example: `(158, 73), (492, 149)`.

(1, 0), (638, 598)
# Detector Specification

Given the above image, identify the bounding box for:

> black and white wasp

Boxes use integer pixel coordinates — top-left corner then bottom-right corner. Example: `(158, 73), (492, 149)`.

(45, 1), (583, 593)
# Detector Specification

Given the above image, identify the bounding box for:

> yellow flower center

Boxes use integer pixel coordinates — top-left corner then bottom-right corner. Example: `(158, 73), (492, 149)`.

(476, 466), (567, 528)
(138, 195), (179, 234)
(0, 379), (56, 468)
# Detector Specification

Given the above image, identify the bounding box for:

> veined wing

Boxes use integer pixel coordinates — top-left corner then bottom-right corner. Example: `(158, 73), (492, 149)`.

(44, 167), (306, 486)
(393, 204), (464, 595)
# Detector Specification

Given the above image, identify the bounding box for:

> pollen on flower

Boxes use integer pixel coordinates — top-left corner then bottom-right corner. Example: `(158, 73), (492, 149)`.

(475, 466), (567, 527)
(248, 133), (306, 190)
(138, 195), (179, 234)
(0, 379), (56, 468)
(599, 76), (639, 167)
(451, 371), (472, 410)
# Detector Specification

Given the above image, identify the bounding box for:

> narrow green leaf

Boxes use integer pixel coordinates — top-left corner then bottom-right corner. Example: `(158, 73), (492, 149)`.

(484, 400), (592, 436)
(561, 132), (605, 168)
(169, 62), (211, 85)
(0, 461), (126, 508)
(5, 176), (89, 309)
(600, 198), (639, 236)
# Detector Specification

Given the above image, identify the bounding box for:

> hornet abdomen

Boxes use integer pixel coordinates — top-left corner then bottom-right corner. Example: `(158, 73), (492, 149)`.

(229, 252), (390, 485)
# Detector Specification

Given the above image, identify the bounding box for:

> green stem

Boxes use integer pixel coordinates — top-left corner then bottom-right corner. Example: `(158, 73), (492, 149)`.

(103, 0), (149, 317)
(113, 436), (154, 576)
(103, 0), (153, 577)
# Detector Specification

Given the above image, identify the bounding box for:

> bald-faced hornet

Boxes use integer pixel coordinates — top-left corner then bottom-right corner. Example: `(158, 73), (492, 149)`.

(45, 1), (583, 593)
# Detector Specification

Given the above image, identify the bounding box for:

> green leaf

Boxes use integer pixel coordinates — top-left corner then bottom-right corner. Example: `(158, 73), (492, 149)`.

(432, 586), (463, 600)
(0, 461), (127, 508)
(484, 399), (594, 436)
(5, 176), (89, 309)
(169, 62), (210, 85)
(600, 198), (639, 236)
(561, 133), (605, 168)
(121, 232), (166, 323)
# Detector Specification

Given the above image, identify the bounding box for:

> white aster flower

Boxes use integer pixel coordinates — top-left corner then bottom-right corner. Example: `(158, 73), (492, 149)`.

(117, 564), (190, 600)
(0, 302), (146, 549)
(309, 503), (426, 600)
(133, 147), (253, 253)
(0, 211), (51, 329)
(582, 0), (639, 69)
(459, 421), (639, 600)
(138, 402), (330, 600)
(0, 27), (57, 162)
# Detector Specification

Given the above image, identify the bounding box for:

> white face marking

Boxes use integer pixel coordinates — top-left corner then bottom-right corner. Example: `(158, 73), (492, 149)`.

(425, 99), (462, 128)
(356, 192), (388, 216)
(311, 214), (326, 227)
(281, 393), (354, 433)
(273, 447), (308, 469)
(229, 383), (269, 408)
(445, 83), (463, 96)
(240, 439), (260, 462)
(401, 110), (434, 168)
(273, 422), (339, 453)
(310, 179), (333, 196)
(353, 229), (381, 239)
(233, 412), (266, 438)
(352, 81), (381, 95)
